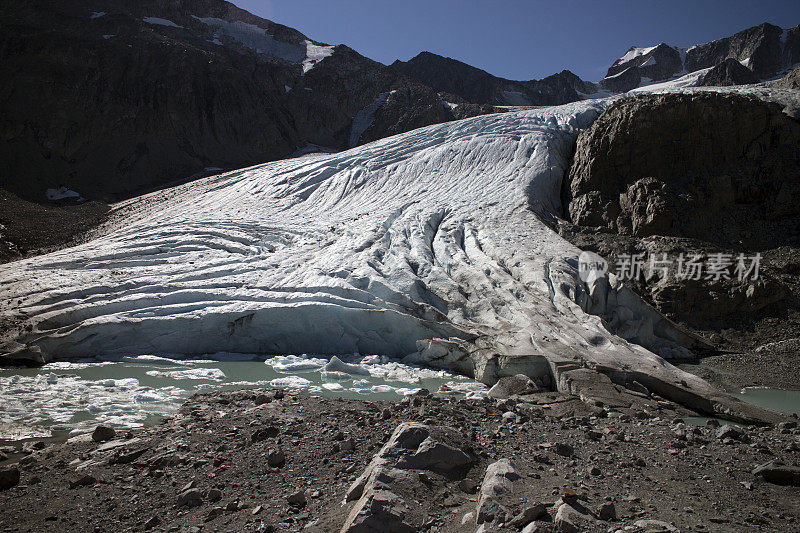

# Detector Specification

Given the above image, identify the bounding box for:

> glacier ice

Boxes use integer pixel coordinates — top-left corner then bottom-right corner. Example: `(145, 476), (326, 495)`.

(0, 95), (790, 423)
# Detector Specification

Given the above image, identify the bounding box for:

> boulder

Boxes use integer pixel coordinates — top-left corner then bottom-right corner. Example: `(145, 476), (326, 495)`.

(476, 459), (522, 524)
(554, 502), (595, 533)
(341, 488), (414, 533)
(488, 374), (539, 399)
(0, 466), (20, 490)
(91, 425), (116, 443)
(344, 422), (475, 532)
(176, 488), (203, 507)
(753, 461), (800, 486)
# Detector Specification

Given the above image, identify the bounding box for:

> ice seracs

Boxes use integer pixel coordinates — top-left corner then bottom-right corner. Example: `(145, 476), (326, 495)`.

(0, 94), (788, 423)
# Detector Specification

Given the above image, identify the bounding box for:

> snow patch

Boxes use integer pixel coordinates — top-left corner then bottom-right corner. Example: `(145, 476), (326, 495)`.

(143, 17), (183, 28)
(45, 187), (83, 201)
(192, 16), (331, 72)
(640, 56), (657, 67)
(348, 91), (391, 147)
(303, 41), (334, 73)
(629, 68), (711, 93)
(617, 45), (657, 64)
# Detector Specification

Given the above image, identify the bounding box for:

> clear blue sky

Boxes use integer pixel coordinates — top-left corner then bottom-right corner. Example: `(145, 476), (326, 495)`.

(232, 0), (800, 81)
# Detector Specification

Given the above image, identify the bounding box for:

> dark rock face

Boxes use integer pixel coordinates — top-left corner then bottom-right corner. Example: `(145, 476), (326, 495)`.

(358, 86), (495, 146)
(561, 93), (800, 337)
(685, 23), (798, 80)
(700, 58), (760, 86)
(775, 66), (800, 89)
(0, 0), (493, 204)
(566, 93), (800, 248)
(600, 63), (645, 93)
(391, 51), (596, 106)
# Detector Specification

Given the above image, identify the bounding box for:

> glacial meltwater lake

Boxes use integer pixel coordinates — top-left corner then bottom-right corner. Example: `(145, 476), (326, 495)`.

(0, 354), (487, 441)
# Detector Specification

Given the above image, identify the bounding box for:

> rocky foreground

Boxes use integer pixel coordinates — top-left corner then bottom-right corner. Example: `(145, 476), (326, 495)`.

(1, 385), (798, 532)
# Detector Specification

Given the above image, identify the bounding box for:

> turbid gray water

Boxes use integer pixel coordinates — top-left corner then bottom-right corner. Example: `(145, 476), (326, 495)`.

(0, 353), (485, 441)
(684, 387), (800, 426)
(733, 387), (800, 416)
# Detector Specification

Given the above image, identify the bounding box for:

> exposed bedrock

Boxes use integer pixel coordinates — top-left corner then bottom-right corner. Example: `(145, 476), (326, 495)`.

(566, 93), (800, 248)
(562, 91), (800, 370)
(700, 58), (760, 86)
(0, 98), (788, 424)
(775, 66), (800, 90)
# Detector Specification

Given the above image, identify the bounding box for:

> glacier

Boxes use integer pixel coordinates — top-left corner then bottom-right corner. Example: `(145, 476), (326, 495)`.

(0, 98), (787, 423)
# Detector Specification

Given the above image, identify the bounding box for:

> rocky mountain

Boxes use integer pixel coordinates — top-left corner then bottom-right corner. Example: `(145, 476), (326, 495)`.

(391, 51), (597, 106)
(699, 58), (760, 86)
(0, 0), (494, 203)
(600, 22), (800, 92)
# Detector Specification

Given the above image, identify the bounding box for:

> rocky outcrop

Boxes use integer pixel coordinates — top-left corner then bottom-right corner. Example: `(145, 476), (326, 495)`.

(562, 92), (800, 352)
(775, 66), (800, 89)
(343, 422), (476, 532)
(0, 0), (492, 204)
(566, 93), (800, 248)
(700, 57), (760, 86)
(391, 51), (596, 106)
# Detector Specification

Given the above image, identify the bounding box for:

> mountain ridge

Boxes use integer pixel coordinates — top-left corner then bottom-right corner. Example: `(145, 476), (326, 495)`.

(600, 22), (800, 91)
(391, 51), (597, 106)
(0, 0), (495, 204)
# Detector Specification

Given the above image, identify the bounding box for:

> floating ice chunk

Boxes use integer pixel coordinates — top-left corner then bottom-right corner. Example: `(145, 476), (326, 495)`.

(322, 382), (344, 391)
(134, 391), (164, 402)
(90, 11), (106, 19)
(145, 368), (226, 381)
(438, 381), (488, 395)
(320, 371), (352, 381)
(267, 355), (326, 372)
(120, 355), (189, 366)
(269, 376), (312, 388)
(46, 373), (58, 384)
(324, 355), (370, 375)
